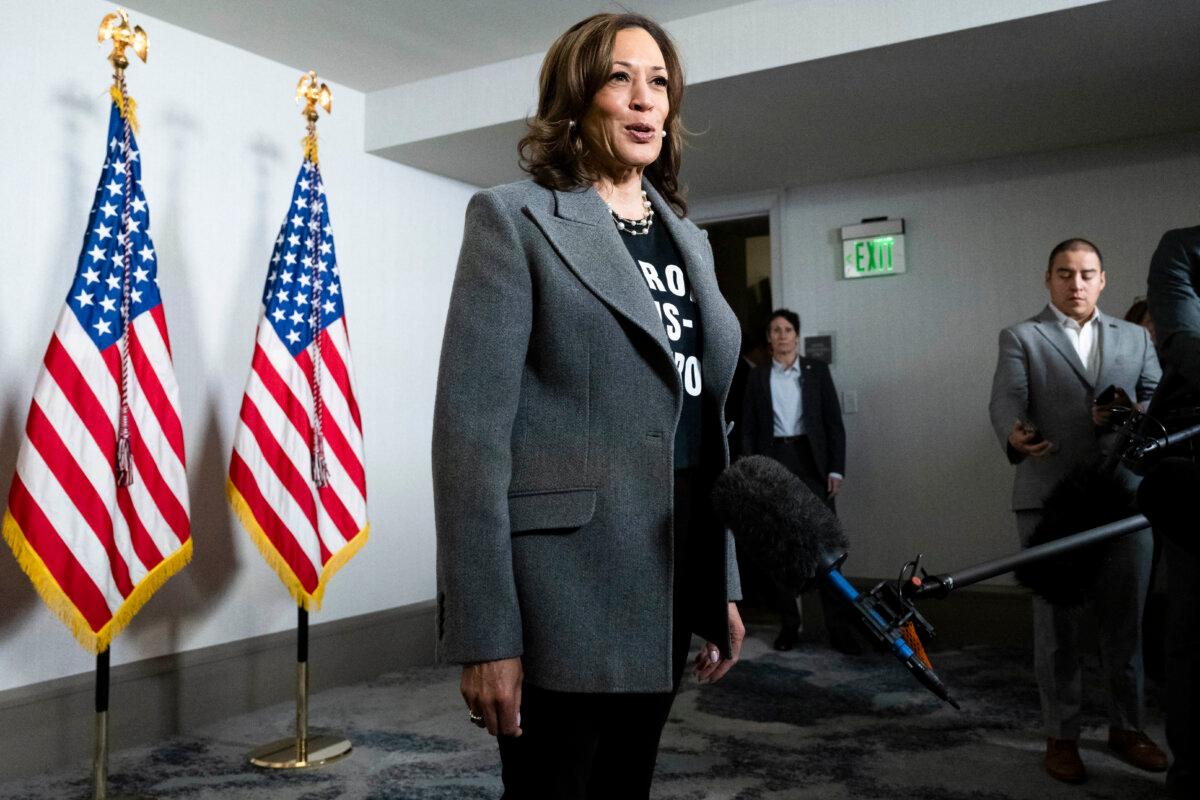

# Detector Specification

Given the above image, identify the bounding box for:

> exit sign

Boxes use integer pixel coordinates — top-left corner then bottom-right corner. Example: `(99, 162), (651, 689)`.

(840, 219), (906, 279)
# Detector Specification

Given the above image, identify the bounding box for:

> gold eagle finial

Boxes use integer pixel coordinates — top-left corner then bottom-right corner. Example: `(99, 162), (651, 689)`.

(98, 9), (148, 72)
(296, 71), (332, 123)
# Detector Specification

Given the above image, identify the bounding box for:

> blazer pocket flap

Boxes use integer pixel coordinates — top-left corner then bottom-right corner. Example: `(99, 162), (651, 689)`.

(508, 487), (597, 533)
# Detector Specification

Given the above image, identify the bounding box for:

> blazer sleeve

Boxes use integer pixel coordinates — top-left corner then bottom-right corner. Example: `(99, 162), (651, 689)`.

(1135, 325), (1162, 403)
(818, 364), (846, 476)
(989, 327), (1029, 465)
(432, 190), (531, 665)
(1149, 229), (1200, 391)
(739, 369), (759, 457)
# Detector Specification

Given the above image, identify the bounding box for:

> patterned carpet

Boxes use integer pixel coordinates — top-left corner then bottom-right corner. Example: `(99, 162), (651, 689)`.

(0, 629), (1170, 799)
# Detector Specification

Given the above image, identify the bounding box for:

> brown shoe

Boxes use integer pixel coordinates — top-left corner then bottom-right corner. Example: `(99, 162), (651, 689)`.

(1044, 738), (1086, 784)
(1107, 728), (1169, 772)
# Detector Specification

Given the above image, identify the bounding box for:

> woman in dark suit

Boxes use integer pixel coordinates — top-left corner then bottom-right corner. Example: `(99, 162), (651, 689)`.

(432, 13), (744, 798)
(741, 309), (858, 654)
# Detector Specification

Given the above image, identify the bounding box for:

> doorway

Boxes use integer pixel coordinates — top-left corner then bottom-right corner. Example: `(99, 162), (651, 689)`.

(700, 215), (773, 369)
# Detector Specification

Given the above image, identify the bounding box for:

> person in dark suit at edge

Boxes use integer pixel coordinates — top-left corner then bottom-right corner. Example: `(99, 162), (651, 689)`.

(740, 308), (859, 654)
(1146, 225), (1200, 800)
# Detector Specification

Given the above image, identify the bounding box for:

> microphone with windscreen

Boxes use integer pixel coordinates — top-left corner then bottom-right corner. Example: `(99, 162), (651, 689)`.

(711, 454), (847, 594)
(969, 414), (1199, 606)
(713, 456), (959, 708)
(1012, 464), (1138, 605)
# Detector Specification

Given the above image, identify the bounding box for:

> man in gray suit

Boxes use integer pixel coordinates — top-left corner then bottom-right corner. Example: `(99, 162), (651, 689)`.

(989, 238), (1167, 784)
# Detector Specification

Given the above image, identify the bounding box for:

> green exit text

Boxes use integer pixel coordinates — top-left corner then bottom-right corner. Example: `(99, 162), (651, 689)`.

(851, 236), (894, 273)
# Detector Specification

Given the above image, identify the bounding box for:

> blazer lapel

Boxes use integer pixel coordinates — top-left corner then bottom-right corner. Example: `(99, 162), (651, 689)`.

(647, 182), (741, 407)
(1092, 312), (1124, 393)
(800, 360), (816, 427)
(525, 187), (674, 367)
(754, 359), (773, 424)
(1033, 305), (1091, 387)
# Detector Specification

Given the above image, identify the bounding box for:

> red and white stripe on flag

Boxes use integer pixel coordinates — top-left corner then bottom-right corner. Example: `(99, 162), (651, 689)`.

(3, 305), (192, 653)
(4, 101), (190, 653)
(228, 157), (366, 608)
(228, 315), (368, 608)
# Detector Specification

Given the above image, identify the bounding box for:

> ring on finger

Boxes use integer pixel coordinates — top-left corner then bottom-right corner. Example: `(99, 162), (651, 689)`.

(468, 709), (485, 726)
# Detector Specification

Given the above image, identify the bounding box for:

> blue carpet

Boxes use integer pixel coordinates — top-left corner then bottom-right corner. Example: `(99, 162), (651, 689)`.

(0, 630), (1169, 798)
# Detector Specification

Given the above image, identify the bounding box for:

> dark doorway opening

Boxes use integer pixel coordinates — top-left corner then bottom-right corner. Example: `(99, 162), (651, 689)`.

(700, 215), (772, 370)
(700, 214), (778, 617)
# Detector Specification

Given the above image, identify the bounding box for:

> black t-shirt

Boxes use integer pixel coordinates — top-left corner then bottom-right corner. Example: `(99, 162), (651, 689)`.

(619, 219), (704, 469)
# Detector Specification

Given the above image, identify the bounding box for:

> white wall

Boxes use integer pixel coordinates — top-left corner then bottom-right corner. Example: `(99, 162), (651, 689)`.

(0, 0), (475, 692)
(770, 133), (1200, 581)
(6, 1), (1198, 698)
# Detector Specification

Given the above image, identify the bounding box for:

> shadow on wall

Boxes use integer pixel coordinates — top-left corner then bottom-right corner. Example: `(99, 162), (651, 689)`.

(130, 103), (238, 628)
(0, 84), (106, 636)
(123, 123), (289, 722)
(106, 102), (220, 730)
(0, 397), (38, 633)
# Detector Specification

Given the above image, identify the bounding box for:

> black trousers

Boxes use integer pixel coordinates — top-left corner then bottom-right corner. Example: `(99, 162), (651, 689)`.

(497, 471), (697, 799)
(1166, 539), (1200, 794)
(767, 437), (854, 635)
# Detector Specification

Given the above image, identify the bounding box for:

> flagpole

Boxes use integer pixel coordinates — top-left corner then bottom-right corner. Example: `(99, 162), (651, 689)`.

(248, 73), (349, 770)
(92, 651), (108, 800)
(248, 606), (352, 768)
(90, 12), (156, 800)
(92, 649), (155, 800)
(297, 606), (309, 764)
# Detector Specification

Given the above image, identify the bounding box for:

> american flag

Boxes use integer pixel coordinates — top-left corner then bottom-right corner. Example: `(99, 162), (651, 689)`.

(227, 157), (367, 608)
(2, 102), (191, 653)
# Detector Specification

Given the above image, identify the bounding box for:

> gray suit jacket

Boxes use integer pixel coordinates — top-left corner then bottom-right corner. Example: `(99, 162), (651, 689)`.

(989, 304), (1161, 511)
(432, 179), (742, 693)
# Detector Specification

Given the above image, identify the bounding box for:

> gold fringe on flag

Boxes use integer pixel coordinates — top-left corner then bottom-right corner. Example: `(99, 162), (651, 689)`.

(302, 133), (319, 164)
(109, 85), (139, 134)
(226, 480), (368, 611)
(3, 510), (192, 654)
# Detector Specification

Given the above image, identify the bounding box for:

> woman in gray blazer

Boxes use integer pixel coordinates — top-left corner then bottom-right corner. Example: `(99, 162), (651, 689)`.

(432, 12), (744, 797)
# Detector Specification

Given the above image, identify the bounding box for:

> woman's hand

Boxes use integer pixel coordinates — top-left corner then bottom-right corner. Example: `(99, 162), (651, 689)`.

(461, 657), (523, 737)
(693, 602), (745, 684)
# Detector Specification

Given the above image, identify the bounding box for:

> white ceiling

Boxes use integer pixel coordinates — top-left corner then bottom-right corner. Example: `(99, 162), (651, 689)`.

(675, 0), (1200, 195)
(370, 0), (1200, 196)
(125, 0), (745, 90)
(126, 0), (1200, 199)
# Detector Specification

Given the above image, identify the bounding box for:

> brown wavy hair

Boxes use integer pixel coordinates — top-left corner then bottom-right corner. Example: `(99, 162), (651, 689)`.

(518, 13), (687, 216)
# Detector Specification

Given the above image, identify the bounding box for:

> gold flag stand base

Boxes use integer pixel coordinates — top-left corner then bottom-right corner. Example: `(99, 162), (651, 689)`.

(248, 608), (352, 771)
(248, 731), (352, 769)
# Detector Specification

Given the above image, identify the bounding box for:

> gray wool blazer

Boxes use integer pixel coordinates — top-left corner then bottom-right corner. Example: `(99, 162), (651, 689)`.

(432, 178), (742, 693)
(989, 304), (1161, 511)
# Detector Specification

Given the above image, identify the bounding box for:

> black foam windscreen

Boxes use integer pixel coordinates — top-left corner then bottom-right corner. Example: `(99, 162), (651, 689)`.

(711, 455), (848, 595)
(1014, 464), (1137, 606)
(1138, 457), (1200, 557)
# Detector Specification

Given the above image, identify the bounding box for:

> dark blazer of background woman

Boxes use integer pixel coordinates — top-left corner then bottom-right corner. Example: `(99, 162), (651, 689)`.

(740, 356), (846, 479)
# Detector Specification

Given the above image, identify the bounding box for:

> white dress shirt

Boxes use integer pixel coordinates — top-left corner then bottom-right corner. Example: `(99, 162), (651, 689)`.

(770, 357), (803, 437)
(769, 357), (843, 481)
(1048, 304), (1101, 385)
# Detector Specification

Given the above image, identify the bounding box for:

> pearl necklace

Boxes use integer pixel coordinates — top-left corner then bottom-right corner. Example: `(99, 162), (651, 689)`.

(608, 190), (654, 236)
